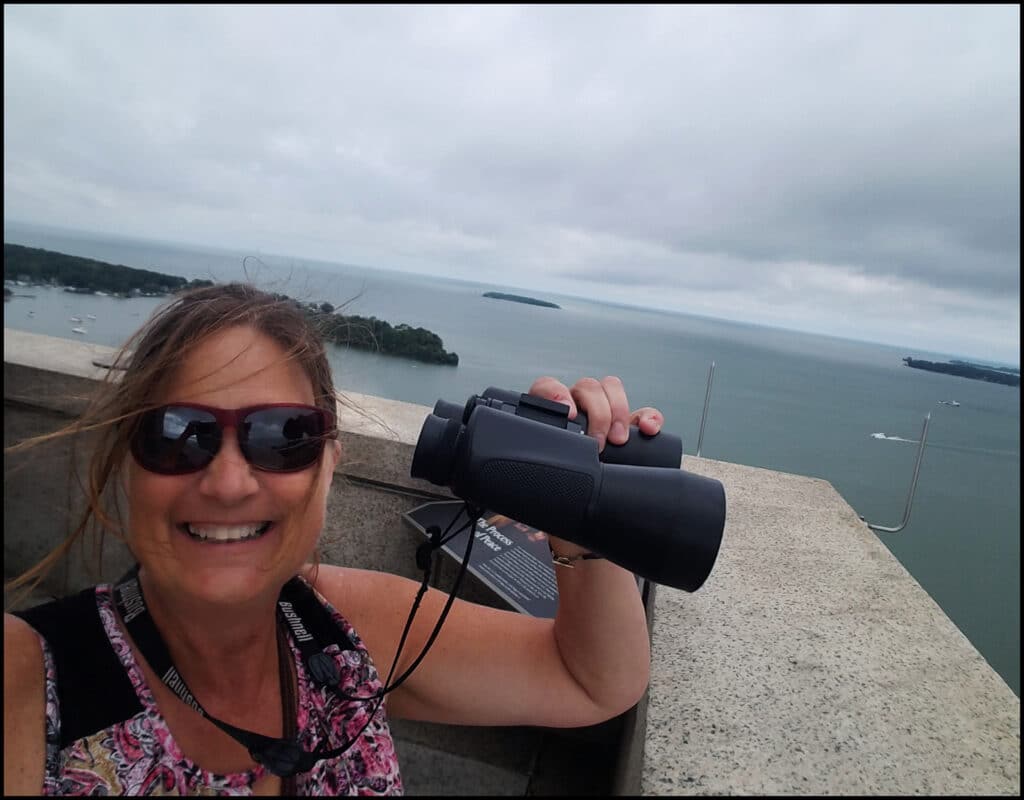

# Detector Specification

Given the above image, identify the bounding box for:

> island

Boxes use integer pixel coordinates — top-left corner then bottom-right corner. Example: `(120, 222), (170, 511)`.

(902, 357), (1019, 387)
(3, 243), (459, 366)
(482, 291), (560, 309)
(302, 304), (458, 365)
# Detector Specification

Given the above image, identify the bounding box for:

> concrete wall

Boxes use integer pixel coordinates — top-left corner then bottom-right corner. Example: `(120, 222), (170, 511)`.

(4, 328), (1020, 795)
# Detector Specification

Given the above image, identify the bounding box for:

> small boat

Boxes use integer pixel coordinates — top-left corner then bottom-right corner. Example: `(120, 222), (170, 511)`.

(71, 327), (87, 335)
(69, 316), (83, 323)
(938, 400), (961, 407)
(86, 314), (97, 320)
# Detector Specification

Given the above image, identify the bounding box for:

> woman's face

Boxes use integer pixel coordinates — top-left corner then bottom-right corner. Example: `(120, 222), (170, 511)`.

(125, 325), (340, 607)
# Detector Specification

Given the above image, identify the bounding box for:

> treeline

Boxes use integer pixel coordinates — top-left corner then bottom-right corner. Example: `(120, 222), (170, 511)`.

(950, 359), (1019, 376)
(903, 357), (1019, 387)
(4, 242), (458, 366)
(4, 243), (214, 296)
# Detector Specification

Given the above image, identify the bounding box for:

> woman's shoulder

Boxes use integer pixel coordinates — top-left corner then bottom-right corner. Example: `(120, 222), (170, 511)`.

(4, 613), (46, 795)
(4, 610), (44, 676)
(4, 611), (45, 692)
(301, 564), (419, 619)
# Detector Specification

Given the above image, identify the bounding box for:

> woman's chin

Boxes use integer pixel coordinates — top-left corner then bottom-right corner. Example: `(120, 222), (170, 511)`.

(139, 565), (280, 609)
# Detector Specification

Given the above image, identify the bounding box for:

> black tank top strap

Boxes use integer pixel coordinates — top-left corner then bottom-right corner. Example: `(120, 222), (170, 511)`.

(14, 587), (143, 748)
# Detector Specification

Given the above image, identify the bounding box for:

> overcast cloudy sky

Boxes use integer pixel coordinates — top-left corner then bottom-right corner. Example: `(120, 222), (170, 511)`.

(4, 5), (1020, 363)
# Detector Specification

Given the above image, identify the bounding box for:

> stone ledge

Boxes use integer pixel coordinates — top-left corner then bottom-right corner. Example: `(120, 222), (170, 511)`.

(642, 458), (1019, 796)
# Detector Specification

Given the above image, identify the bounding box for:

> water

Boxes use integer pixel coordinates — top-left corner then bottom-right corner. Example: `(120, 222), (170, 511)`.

(4, 222), (1020, 695)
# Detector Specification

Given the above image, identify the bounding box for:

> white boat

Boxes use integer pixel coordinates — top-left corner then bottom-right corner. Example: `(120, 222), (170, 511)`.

(86, 314), (97, 320)
(939, 400), (961, 407)
(71, 327), (87, 335)
(69, 316), (83, 323)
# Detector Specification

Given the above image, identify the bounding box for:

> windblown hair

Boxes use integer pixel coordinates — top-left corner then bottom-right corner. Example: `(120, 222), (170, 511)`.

(5, 283), (339, 605)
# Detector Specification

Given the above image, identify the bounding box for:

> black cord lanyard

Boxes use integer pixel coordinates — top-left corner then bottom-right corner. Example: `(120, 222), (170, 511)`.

(112, 501), (481, 778)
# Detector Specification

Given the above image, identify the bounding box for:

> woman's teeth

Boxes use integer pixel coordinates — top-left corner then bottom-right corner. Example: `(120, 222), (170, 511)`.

(185, 522), (271, 542)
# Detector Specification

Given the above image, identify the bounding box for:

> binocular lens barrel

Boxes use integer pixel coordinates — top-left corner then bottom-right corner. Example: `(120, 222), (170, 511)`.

(432, 399), (467, 423)
(411, 413), (462, 486)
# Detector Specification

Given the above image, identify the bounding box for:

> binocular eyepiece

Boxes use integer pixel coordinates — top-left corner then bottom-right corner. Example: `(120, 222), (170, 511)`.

(411, 387), (726, 592)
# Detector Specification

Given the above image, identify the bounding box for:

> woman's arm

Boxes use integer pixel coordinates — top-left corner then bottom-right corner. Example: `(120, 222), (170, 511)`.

(315, 375), (656, 728)
(317, 564), (649, 728)
(4, 613), (46, 795)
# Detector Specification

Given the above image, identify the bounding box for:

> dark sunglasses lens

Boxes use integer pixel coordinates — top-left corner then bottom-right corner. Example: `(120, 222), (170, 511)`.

(242, 407), (326, 471)
(133, 407), (220, 474)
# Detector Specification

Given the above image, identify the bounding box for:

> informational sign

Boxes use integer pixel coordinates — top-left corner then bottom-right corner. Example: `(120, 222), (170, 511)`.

(402, 501), (559, 618)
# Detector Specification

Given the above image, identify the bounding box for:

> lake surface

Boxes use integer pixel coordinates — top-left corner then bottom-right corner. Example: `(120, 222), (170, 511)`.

(4, 222), (1020, 695)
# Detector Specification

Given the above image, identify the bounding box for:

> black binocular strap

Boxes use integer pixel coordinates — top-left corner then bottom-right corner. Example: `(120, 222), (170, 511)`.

(277, 576), (359, 666)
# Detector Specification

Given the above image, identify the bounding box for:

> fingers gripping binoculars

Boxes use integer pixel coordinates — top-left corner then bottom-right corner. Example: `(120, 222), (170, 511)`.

(411, 387), (726, 592)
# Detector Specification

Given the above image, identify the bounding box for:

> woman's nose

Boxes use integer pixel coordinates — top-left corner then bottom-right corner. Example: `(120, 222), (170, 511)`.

(197, 428), (260, 501)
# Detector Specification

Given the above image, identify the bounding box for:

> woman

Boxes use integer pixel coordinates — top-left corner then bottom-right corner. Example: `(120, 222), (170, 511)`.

(4, 283), (661, 795)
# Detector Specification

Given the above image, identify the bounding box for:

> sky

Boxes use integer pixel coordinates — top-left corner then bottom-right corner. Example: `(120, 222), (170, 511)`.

(3, 5), (1020, 364)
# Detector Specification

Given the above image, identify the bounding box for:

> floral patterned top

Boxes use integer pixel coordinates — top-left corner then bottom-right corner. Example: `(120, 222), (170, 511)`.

(34, 583), (404, 795)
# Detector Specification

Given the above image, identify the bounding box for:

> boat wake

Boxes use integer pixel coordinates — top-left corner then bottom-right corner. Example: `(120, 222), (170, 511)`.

(870, 432), (1016, 459)
(870, 433), (919, 444)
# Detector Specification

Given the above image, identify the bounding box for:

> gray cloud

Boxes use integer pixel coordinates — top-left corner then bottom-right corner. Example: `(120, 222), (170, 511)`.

(3, 4), (1019, 361)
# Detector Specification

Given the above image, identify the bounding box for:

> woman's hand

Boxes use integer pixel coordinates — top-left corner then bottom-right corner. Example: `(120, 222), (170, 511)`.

(527, 375), (663, 453)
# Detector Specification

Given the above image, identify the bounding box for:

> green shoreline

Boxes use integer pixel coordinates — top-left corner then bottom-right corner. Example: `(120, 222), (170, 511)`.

(3, 243), (459, 366)
(903, 357), (1019, 387)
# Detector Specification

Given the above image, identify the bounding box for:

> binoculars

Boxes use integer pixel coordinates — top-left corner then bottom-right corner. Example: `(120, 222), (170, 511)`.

(411, 387), (726, 592)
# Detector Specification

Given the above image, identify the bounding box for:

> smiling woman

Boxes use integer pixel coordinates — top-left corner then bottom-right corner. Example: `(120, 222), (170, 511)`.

(3, 282), (657, 796)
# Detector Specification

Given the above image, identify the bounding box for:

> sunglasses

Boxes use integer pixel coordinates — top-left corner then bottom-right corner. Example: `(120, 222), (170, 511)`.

(130, 403), (336, 475)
